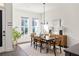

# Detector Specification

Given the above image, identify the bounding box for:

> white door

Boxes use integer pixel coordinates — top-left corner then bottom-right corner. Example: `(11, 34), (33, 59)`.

(0, 7), (6, 52)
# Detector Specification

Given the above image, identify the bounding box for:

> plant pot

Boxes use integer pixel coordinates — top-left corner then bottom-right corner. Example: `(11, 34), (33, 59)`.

(13, 40), (17, 46)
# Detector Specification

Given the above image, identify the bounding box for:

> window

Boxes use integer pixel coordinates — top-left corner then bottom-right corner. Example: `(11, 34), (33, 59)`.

(32, 18), (40, 34)
(21, 17), (29, 35)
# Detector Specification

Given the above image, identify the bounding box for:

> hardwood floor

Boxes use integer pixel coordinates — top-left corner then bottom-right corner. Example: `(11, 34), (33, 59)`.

(0, 46), (28, 56)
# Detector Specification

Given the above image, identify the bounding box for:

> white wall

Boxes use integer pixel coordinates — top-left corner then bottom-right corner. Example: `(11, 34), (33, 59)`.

(0, 3), (4, 7)
(44, 4), (79, 47)
(13, 7), (41, 42)
(5, 3), (13, 51)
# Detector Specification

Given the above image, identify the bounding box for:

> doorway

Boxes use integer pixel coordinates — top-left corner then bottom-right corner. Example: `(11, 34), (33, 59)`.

(0, 8), (6, 52)
(0, 10), (2, 47)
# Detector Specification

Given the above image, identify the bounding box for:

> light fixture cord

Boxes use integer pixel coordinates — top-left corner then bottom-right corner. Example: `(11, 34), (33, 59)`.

(43, 3), (45, 24)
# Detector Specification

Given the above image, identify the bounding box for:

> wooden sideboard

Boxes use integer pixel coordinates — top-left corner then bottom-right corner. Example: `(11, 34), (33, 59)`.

(49, 34), (67, 48)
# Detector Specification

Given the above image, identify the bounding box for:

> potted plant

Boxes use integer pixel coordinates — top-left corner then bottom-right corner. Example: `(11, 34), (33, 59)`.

(12, 27), (22, 46)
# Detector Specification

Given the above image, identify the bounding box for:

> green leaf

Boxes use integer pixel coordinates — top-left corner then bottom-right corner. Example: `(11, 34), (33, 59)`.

(12, 27), (22, 41)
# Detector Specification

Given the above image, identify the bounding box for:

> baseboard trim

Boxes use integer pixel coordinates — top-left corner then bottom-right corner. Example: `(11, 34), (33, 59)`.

(17, 41), (30, 44)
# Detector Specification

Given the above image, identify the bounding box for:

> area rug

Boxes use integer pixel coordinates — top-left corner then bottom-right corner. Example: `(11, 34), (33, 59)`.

(18, 43), (65, 56)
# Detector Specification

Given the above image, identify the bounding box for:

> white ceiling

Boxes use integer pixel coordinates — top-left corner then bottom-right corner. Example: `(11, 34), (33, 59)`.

(13, 3), (79, 13)
(0, 3), (4, 7)
(13, 3), (56, 13)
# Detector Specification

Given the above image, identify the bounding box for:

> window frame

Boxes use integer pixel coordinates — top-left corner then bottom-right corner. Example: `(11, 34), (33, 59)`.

(21, 17), (29, 35)
(32, 18), (39, 33)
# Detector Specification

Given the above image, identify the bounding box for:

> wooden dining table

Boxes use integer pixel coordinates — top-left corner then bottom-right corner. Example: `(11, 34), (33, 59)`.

(34, 36), (57, 56)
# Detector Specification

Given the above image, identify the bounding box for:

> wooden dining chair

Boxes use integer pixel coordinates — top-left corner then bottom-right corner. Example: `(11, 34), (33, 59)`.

(47, 37), (62, 56)
(30, 32), (36, 46)
(33, 36), (44, 52)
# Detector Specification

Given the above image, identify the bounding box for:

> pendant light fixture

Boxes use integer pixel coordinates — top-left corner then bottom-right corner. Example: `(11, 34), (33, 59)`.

(41, 3), (49, 33)
(41, 3), (48, 25)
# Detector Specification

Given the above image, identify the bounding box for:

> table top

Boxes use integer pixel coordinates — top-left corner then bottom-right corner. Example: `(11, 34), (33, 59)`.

(34, 36), (56, 43)
(64, 43), (79, 55)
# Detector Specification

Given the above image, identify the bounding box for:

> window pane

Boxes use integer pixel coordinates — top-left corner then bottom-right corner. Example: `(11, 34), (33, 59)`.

(21, 27), (24, 34)
(32, 18), (39, 33)
(24, 20), (28, 26)
(32, 19), (37, 26)
(34, 20), (37, 26)
(21, 20), (24, 26)
(21, 17), (29, 34)
(25, 27), (28, 34)
(32, 20), (34, 26)
(33, 27), (35, 32)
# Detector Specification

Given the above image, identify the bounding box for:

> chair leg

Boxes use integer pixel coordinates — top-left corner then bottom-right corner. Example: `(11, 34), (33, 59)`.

(40, 42), (42, 53)
(46, 47), (48, 53)
(31, 38), (32, 46)
(60, 46), (62, 53)
(33, 41), (35, 48)
(46, 43), (49, 53)
(50, 44), (51, 49)
(53, 42), (56, 56)
(36, 42), (37, 49)
(59, 41), (62, 53)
